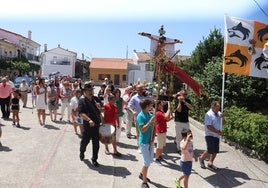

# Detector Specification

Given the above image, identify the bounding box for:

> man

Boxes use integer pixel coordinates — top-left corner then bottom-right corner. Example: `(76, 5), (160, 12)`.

(126, 84), (153, 139)
(19, 79), (29, 107)
(0, 77), (13, 119)
(78, 83), (102, 167)
(199, 101), (224, 170)
(174, 89), (192, 153)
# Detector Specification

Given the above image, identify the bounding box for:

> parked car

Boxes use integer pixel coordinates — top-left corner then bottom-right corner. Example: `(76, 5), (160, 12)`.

(14, 77), (32, 89)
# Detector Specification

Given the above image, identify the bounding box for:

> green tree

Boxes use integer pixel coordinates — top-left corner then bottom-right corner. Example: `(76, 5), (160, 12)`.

(179, 28), (224, 76)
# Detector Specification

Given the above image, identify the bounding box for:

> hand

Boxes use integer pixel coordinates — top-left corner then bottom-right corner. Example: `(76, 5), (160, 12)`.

(89, 120), (95, 127)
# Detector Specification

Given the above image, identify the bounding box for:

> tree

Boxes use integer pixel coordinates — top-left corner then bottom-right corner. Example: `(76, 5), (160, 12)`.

(178, 28), (224, 76)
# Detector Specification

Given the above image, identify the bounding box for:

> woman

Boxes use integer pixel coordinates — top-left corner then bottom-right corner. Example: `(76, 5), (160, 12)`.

(136, 99), (155, 188)
(47, 81), (58, 122)
(36, 78), (47, 126)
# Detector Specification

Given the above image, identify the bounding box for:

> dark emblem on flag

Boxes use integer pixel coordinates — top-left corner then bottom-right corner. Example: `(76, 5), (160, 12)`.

(255, 53), (268, 70)
(228, 22), (250, 40)
(257, 25), (268, 42)
(225, 50), (248, 67)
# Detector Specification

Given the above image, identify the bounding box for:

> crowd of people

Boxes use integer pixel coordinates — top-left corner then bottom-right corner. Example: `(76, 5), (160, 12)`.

(0, 75), (224, 188)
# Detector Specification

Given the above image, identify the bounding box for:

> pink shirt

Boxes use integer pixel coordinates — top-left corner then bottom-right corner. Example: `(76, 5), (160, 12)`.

(0, 83), (12, 98)
(180, 139), (194, 162)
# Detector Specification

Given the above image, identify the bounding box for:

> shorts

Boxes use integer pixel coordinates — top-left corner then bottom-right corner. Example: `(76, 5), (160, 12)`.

(205, 136), (220, 154)
(140, 143), (154, 167)
(180, 160), (192, 176)
(156, 133), (166, 149)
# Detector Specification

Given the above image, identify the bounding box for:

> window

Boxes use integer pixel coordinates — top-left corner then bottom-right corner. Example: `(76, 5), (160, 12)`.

(145, 63), (153, 71)
(122, 74), (126, 81)
(98, 74), (110, 81)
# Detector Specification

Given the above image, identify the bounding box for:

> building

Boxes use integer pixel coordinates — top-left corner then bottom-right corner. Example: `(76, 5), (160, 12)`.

(128, 51), (154, 85)
(40, 44), (77, 77)
(0, 28), (41, 76)
(89, 58), (135, 87)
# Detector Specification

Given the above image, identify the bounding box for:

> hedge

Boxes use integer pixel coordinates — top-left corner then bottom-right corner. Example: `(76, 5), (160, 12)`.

(222, 106), (268, 162)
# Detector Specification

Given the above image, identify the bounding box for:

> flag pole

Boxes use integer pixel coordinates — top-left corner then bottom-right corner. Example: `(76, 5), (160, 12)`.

(221, 72), (225, 113)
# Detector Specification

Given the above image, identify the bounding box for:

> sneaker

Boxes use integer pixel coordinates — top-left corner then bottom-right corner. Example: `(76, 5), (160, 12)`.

(137, 147), (142, 154)
(142, 182), (149, 188)
(92, 160), (99, 167)
(139, 173), (151, 183)
(174, 178), (182, 188)
(79, 153), (84, 161)
(199, 157), (206, 169)
(16, 123), (21, 128)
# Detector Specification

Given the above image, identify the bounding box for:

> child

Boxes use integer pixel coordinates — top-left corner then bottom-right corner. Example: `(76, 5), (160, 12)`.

(175, 128), (197, 188)
(155, 101), (173, 164)
(103, 94), (122, 157)
(10, 90), (21, 128)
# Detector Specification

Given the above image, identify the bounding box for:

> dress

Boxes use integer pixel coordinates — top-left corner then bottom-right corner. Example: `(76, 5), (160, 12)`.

(11, 98), (20, 111)
(47, 87), (58, 111)
(36, 86), (46, 110)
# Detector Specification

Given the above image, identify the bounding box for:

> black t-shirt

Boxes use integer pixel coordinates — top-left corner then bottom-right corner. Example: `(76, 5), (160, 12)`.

(78, 97), (101, 125)
(174, 98), (191, 122)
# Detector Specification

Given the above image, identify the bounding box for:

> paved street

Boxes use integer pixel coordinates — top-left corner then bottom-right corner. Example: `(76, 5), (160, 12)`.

(0, 95), (267, 188)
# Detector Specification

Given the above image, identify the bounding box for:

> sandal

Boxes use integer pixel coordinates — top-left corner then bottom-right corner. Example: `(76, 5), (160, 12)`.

(208, 164), (219, 170)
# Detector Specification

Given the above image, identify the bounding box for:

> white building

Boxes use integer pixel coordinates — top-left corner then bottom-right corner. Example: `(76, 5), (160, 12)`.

(127, 51), (154, 85)
(40, 45), (77, 77)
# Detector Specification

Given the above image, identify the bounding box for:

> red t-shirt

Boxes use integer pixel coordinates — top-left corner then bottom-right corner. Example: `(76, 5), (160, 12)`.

(104, 103), (118, 126)
(156, 110), (167, 134)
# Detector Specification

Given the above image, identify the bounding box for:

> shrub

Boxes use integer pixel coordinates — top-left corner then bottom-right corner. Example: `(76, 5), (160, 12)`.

(223, 106), (268, 162)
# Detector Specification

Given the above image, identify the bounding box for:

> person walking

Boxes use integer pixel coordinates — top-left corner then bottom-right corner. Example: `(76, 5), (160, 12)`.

(78, 83), (102, 167)
(199, 100), (224, 170)
(0, 77), (13, 120)
(70, 89), (83, 135)
(60, 81), (72, 122)
(47, 81), (58, 122)
(10, 90), (21, 127)
(154, 101), (173, 164)
(103, 94), (122, 157)
(19, 79), (29, 108)
(174, 89), (192, 153)
(36, 78), (47, 126)
(136, 99), (155, 188)
(174, 128), (197, 188)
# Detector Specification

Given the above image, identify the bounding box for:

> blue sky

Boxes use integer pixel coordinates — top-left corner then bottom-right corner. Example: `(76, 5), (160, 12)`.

(0, 0), (267, 59)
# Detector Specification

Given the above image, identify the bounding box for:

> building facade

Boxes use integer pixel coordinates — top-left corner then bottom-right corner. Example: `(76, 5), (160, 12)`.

(40, 45), (77, 77)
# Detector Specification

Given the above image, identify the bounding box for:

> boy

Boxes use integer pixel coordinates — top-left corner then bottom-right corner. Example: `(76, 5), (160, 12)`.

(175, 128), (197, 188)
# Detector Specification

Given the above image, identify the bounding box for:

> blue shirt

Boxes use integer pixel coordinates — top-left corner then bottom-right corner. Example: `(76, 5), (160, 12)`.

(204, 109), (222, 138)
(137, 111), (153, 145)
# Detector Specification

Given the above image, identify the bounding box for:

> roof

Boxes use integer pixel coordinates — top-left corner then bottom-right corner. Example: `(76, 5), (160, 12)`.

(90, 58), (135, 69)
(135, 52), (150, 61)
(0, 28), (41, 46)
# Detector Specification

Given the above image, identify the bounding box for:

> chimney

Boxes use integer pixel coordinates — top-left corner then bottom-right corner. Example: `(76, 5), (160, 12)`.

(28, 30), (32, 40)
(44, 44), (47, 52)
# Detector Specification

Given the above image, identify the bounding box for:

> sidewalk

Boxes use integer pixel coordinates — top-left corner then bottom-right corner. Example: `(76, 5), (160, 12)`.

(0, 99), (267, 188)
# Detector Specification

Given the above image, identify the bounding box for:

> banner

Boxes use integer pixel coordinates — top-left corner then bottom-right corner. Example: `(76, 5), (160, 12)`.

(163, 61), (203, 98)
(223, 15), (268, 79)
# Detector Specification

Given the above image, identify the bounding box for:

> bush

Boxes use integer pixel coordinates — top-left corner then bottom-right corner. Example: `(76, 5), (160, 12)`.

(223, 106), (268, 162)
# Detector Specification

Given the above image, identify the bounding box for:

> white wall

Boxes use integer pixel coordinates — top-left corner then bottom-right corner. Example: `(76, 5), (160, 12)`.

(41, 47), (76, 77)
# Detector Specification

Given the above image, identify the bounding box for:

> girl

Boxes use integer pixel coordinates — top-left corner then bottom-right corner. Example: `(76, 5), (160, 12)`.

(10, 90), (21, 127)
(174, 129), (197, 188)
(47, 81), (58, 121)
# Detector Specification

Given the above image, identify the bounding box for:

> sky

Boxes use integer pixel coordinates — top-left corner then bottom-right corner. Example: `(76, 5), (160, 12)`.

(0, 0), (268, 60)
